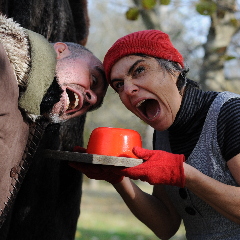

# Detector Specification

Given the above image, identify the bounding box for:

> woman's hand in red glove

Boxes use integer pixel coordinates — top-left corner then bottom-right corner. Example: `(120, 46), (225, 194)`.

(113, 146), (185, 187)
(69, 146), (124, 184)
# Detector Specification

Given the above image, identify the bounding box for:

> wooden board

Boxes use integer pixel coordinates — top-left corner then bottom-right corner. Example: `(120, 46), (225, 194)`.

(43, 149), (143, 167)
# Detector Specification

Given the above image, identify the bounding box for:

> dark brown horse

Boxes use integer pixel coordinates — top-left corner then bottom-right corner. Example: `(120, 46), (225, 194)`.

(0, 1), (89, 239)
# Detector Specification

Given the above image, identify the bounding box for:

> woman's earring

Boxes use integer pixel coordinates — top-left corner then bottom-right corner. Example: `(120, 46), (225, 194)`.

(177, 73), (187, 96)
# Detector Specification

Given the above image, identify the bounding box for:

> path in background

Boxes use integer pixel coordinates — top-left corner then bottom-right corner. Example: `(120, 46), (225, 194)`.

(76, 178), (186, 240)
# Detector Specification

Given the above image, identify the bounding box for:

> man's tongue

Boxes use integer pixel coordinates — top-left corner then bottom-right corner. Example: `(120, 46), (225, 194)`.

(141, 99), (160, 119)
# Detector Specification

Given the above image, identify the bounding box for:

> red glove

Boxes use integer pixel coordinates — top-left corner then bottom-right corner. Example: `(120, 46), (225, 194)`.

(113, 146), (185, 187)
(69, 146), (124, 184)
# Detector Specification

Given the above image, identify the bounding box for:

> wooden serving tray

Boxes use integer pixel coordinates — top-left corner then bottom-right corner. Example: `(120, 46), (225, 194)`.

(44, 149), (143, 167)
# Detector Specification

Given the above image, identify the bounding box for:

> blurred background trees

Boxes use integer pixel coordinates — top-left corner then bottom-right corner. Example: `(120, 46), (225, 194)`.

(84, 0), (240, 150)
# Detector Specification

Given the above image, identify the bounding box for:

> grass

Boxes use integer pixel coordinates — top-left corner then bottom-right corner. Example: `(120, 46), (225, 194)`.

(75, 179), (186, 240)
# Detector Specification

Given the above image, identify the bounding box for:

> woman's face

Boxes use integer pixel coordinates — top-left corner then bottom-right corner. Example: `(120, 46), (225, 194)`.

(110, 55), (183, 131)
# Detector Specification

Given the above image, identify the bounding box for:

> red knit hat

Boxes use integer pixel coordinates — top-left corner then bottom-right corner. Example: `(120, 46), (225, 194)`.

(103, 30), (184, 86)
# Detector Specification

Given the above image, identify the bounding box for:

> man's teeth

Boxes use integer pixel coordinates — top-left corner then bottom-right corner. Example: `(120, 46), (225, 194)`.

(73, 93), (79, 108)
(66, 94), (70, 108)
(136, 99), (146, 108)
(66, 92), (79, 110)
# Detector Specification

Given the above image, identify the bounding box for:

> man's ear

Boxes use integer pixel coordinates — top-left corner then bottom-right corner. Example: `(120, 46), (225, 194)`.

(54, 42), (71, 59)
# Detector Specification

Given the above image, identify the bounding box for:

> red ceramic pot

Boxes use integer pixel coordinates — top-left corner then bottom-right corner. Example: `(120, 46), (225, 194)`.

(87, 127), (142, 158)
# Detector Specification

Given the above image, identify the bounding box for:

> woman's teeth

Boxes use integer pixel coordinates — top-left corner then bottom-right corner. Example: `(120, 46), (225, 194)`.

(136, 99), (146, 108)
(136, 99), (160, 120)
(148, 109), (160, 120)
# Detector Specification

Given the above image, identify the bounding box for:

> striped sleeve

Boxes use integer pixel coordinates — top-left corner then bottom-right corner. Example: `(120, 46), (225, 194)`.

(217, 98), (240, 161)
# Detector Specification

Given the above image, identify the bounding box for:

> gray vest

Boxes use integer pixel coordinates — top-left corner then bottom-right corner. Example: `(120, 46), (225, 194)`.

(155, 92), (240, 240)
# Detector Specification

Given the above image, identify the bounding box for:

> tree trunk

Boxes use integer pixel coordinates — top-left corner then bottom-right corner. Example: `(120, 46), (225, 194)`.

(132, 0), (161, 30)
(199, 0), (240, 91)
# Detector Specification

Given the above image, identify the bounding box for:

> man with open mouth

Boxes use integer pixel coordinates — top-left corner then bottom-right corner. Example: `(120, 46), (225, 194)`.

(43, 41), (108, 123)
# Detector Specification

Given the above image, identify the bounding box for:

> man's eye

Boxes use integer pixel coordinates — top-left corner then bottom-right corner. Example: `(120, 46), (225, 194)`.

(91, 75), (98, 86)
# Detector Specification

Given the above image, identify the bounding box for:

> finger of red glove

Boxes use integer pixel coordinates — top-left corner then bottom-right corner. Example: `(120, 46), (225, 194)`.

(69, 162), (101, 174)
(69, 162), (123, 184)
(132, 146), (152, 160)
(71, 146), (123, 183)
(73, 146), (87, 153)
(133, 146), (185, 163)
(114, 148), (185, 187)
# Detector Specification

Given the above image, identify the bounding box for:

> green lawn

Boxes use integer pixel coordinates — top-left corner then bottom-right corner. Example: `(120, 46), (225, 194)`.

(75, 179), (186, 240)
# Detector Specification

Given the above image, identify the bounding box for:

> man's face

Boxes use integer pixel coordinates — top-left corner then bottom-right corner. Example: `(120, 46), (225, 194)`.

(50, 54), (107, 122)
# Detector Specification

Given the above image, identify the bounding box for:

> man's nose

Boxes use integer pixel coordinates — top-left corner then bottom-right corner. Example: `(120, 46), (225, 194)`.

(85, 89), (97, 105)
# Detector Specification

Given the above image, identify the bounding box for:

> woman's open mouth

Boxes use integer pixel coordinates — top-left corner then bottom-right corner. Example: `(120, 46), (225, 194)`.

(136, 99), (160, 120)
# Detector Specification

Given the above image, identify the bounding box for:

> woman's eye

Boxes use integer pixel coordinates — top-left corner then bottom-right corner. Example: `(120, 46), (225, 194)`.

(133, 66), (145, 77)
(113, 81), (124, 91)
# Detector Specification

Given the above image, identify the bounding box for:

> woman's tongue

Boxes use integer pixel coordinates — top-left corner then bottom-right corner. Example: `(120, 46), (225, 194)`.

(141, 99), (160, 120)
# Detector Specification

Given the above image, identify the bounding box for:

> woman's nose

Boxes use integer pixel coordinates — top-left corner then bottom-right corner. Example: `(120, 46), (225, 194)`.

(85, 89), (97, 105)
(124, 81), (138, 95)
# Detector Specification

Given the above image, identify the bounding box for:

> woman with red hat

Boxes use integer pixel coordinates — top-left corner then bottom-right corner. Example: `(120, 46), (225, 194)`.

(71, 30), (240, 239)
